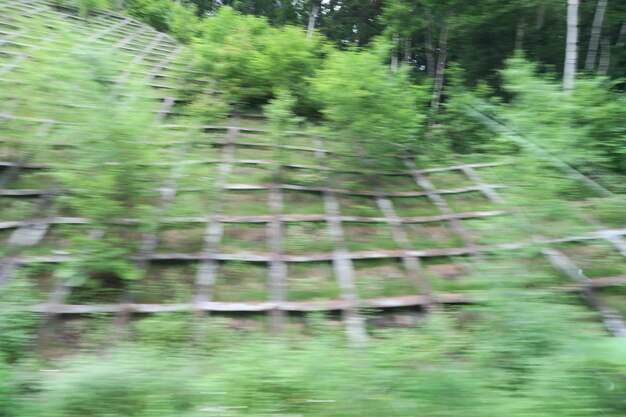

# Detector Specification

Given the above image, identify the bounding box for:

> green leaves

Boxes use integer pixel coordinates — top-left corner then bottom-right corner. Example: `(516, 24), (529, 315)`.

(311, 47), (425, 169)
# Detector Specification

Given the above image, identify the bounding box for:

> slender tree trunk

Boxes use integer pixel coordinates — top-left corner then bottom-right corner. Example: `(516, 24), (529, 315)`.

(617, 21), (626, 47)
(425, 19), (435, 77)
(584, 0), (608, 71)
(536, 2), (545, 29)
(391, 34), (399, 72)
(597, 36), (610, 75)
(563, 0), (579, 92)
(403, 37), (411, 63)
(431, 21), (449, 109)
(515, 18), (526, 50)
(306, 2), (320, 40)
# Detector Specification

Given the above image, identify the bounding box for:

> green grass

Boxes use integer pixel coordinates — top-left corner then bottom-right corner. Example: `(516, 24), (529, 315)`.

(281, 167), (326, 187)
(5, 171), (55, 189)
(214, 261), (268, 302)
(461, 216), (532, 245)
(555, 241), (626, 278)
(422, 257), (489, 292)
(156, 223), (206, 252)
(337, 195), (383, 217)
(390, 196), (441, 217)
(426, 170), (475, 189)
(287, 262), (339, 301)
(228, 165), (274, 184)
(282, 190), (325, 215)
(378, 174), (421, 193)
(133, 264), (196, 303)
(221, 223), (268, 253)
(284, 222), (334, 254)
(165, 191), (214, 217)
(176, 164), (216, 188)
(0, 197), (41, 221)
(354, 259), (417, 298)
(444, 191), (501, 212)
(234, 145), (274, 160)
(343, 223), (399, 251)
(404, 221), (465, 249)
(13, 263), (60, 303)
(221, 190), (272, 216)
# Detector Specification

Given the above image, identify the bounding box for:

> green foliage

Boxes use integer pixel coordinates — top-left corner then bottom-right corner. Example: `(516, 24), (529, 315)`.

(311, 47), (425, 169)
(263, 89), (303, 163)
(0, 280), (39, 363)
(4, 29), (162, 283)
(34, 351), (200, 417)
(499, 56), (626, 184)
(194, 7), (326, 109)
(125, 0), (200, 42)
(53, 0), (115, 17)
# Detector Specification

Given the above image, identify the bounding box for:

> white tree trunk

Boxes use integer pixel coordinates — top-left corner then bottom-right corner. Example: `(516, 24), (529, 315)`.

(391, 34), (399, 72)
(431, 22), (449, 109)
(598, 36), (610, 75)
(563, 0), (579, 92)
(584, 0), (608, 71)
(306, 3), (319, 40)
(515, 18), (525, 50)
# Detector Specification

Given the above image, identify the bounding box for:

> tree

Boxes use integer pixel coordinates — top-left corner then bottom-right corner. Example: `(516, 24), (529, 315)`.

(563, 0), (579, 91)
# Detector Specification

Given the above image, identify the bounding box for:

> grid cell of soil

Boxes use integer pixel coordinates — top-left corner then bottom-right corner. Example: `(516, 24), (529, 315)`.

(287, 262), (339, 301)
(343, 223), (399, 252)
(4, 171), (55, 189)
(27, 224), (87, 255)
(133, 264), (196, 303)
(378, 174), (422, 193)
(221, 190), (271, 216)
(284, 222), (334, 254)
(422, 258), (483, 293)
(404, 221), (464, 249)
(556, 241), (626, 279)
(597, 287), (626, 318)
(0, 197), (41, 221)
(13, 263), (59, 303)
(234, 146), (274, 161)
(282, 190), (325, 215)
(426, 170), (476, 189)
(281, 167), (326, 187)
(337, 194), (384, 217)
(104, 225), (144, 252)
(443, 191), (501, 213)
(156, 223), (206, 253)
(176, 164), (216, 188)
(389, 196), (441, 217)
(353, 259), (417, 298)
(213, 261), (268, 302)
(228, 164), (273, 185)
(461, 217), (531, 245)
(65, 272), (127, 304)
(332, 172), (370, 191)
(221, 223), (268, 253)
(165, 191), (213, 217)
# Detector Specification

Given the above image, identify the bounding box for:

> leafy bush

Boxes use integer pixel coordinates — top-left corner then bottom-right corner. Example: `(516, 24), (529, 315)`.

(193, 7), (326, 110)
(311, 46), (425, 169)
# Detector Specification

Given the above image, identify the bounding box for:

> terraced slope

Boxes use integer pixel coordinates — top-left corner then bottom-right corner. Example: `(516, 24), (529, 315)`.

(1, 0), (625, 347)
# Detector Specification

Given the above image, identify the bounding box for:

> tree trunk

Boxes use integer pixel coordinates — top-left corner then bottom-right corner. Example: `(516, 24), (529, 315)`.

(431, 21), (449, 109)
(584, 0), (608, 71)
(598, 36), (610, 75)
(424, 20), (435, 77)
(563, 0), (579, 92)
(306, 2), (320, 40)
(515, 18), (525, 50)
(617, 21), (626, 47)
(391, 34), (399, 72)
(536, 2), (545, 29)
(403, 37), (411, 63)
